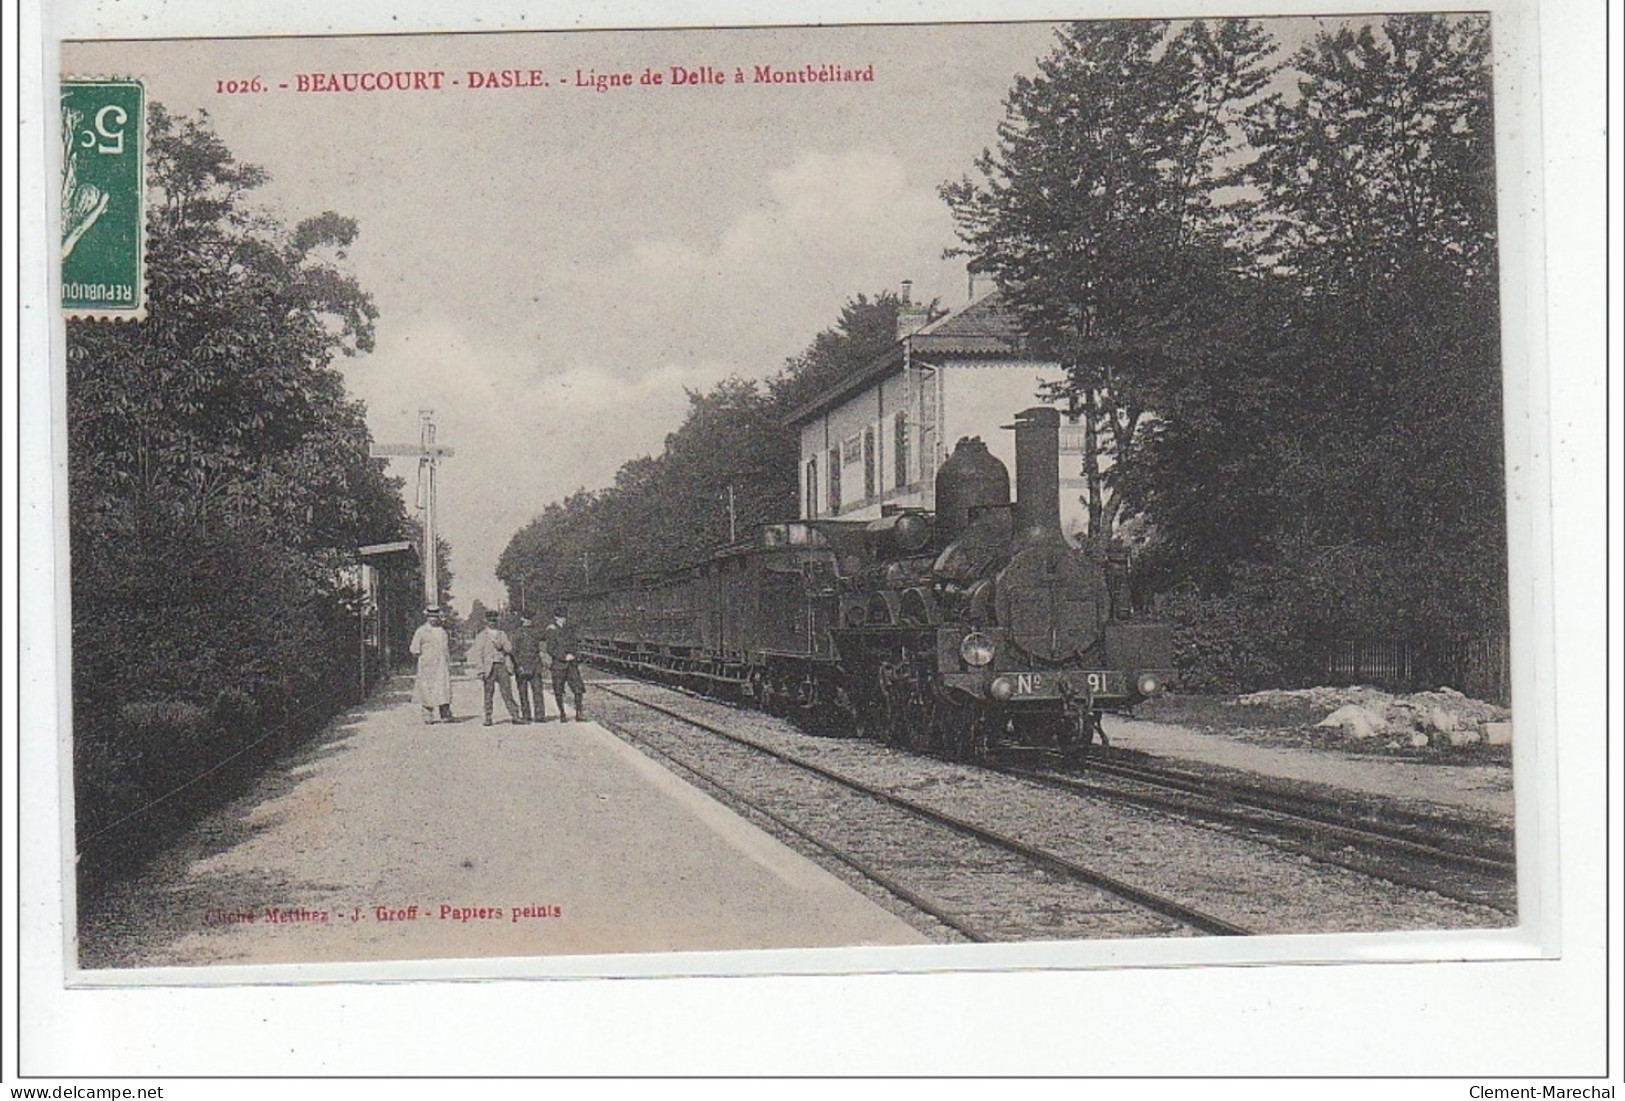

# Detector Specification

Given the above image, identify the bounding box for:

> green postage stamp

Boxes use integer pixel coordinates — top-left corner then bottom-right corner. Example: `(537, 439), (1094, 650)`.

(60, 79), (146, 319)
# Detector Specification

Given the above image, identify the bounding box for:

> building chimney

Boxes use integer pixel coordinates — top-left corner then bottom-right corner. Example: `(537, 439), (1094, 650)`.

(896, 278), (931, 341)
(1012, 406), (1062, 543)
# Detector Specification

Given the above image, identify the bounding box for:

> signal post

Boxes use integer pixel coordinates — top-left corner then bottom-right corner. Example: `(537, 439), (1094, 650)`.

(371, 410), (455, 609)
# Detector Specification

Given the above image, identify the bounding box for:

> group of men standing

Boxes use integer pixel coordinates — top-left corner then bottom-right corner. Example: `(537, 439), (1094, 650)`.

(409, 607), (587, 726)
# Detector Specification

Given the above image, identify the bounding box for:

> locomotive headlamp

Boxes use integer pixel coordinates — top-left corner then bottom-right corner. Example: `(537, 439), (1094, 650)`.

(1137, 673), (1163, 697)
(960, 632), (996, 667)
(989, 676), (1015, 701)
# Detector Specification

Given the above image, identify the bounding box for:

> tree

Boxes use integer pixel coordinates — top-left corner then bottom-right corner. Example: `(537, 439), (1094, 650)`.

(1243, 15), (1496, 294)
(942, 19), (1279, 539)
(1116, 14), (1506, 677)
(67, 106), (410, 871)
(497, 378), (796, 603)
(769, 290), (940, 413)
(1246, 14), (1502, 639)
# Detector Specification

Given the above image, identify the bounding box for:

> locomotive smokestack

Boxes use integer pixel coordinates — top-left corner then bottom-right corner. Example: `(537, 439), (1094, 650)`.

(1012, 406), (1062, 542)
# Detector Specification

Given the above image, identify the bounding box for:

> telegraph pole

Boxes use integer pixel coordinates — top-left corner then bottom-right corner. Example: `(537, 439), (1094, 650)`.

(371, 410), (455, 610)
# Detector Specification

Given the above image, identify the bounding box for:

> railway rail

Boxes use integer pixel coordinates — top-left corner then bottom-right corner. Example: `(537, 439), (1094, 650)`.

(989, 748), (1517, 914)
(589, 672), (1514, 937)
(594, 681), (1252, 941)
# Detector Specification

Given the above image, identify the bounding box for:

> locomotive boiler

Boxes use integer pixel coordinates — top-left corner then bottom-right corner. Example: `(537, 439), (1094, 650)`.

(574, 406), (1173, 761)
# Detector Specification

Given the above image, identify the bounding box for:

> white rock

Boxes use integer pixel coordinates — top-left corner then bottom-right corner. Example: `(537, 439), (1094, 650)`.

(1316, 704), (1386, 739)
(1485, 722), (1513, 745)
(1386, 704), (1423, 732)
(1408, 732), (1430, 748)
(1426, 707), (1460, 734)
(1445, 729), (1483, 747)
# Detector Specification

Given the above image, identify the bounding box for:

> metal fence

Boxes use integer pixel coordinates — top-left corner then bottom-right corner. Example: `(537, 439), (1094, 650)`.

(1319, 635), (1511, 705)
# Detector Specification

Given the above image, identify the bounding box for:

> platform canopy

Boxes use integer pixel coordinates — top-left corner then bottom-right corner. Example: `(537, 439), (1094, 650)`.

(356, 540), (418, 567)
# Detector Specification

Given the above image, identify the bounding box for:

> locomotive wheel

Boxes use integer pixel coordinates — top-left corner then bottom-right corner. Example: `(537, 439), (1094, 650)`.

(933, 695), (987, 764)
(880, 681), (919, 749)
(760, 674), (789, 718)
(899, 690), (936, 753)
(837, 680), (882, 742)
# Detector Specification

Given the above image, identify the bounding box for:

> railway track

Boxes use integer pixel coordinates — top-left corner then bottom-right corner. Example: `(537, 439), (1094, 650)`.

(989, 748), (1517, 914)
(594, 682), (1253, 942)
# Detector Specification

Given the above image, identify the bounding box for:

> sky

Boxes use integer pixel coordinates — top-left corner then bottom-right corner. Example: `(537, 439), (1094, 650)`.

(58, 19), (1338, 612)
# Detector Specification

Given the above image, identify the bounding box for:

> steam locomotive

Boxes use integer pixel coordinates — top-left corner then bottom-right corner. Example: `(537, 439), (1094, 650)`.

(574, 406), (1173, 761)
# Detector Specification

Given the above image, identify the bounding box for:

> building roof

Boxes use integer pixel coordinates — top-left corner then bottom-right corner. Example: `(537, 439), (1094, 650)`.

(783, 290), (1033, 427)
(906, 288), (1027, 355)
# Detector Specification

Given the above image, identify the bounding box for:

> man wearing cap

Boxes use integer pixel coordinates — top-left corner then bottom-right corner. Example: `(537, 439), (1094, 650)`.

(470, 612), (521, 726)
(409, 608), (453, 723)
(511, 611), (546, 723)
(542, 606), (586, 722)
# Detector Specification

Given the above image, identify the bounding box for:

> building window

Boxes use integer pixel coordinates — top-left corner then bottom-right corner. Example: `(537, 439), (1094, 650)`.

(919, 370), (938, 479)
(805, 457), (818, 518)
(863, 427), (876, 499)
(827, 447), (841, 513)
(894, 411), (909, 488)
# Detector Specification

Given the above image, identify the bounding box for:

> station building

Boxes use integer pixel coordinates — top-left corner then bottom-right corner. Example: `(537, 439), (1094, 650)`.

(785, 287), (1092, 543)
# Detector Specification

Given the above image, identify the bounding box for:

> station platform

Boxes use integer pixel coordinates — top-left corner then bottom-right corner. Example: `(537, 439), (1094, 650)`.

(1102, 714), (1516, 820)
(87, 672), (927, 970)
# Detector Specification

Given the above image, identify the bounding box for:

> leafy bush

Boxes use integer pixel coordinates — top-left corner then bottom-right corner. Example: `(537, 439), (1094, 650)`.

(1156, 587), (1303, 693)
(120, 700), (212, 770)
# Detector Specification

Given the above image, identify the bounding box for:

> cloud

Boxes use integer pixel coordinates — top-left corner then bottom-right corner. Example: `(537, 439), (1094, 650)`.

(712, 148), (945, 267)
(352, 319), (745, 608)
(549, 147), (960, 379)
(349, 146), (967, 609)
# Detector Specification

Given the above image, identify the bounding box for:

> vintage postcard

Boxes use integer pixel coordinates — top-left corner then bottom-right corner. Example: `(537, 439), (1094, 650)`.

(18, 0), (1613, 1078)
(24, 0), (1599, 1075)
(51, 12), (1548, 982)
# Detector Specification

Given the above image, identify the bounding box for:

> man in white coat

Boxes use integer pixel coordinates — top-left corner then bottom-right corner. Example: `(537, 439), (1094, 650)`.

(409, 608), (454, 723)
(409, 613), (455, 724)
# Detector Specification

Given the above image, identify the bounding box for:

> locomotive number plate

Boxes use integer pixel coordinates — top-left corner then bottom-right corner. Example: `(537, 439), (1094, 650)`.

(1008, 670), (1127, 698)
(1012, 672), (1048, 696)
